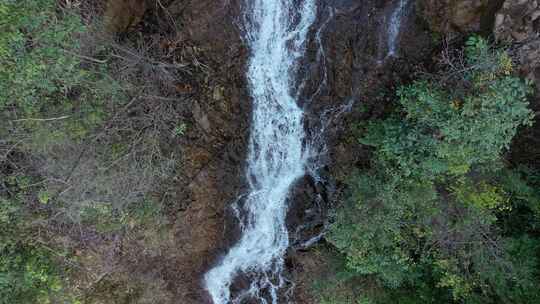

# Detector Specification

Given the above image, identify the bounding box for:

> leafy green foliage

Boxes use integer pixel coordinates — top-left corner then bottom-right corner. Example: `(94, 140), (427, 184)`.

(0, 0), (124, 144)
(328, 37), (539, 303)
(0, 0), (82, 112)
(329, 171), (439, 288)
(362, 38), (533, 179)
(0, 239), (63, 304)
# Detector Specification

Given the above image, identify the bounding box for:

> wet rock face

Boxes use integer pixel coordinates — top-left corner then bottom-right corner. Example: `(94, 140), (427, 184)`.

(295, 0), (432, 194)
(287, 0), (434, 302)
(299, 0), (432, 148)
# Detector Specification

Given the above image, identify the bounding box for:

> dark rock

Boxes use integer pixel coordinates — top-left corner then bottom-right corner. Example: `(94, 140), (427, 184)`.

(116, 0), (253, 303)
(495, 0), (540, 43)
(104, 0), (148, 33)
(417, 0), (505, 35)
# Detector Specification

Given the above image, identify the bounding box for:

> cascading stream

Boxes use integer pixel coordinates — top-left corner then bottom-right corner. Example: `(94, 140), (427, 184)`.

(387, 0), (410, 57)
(204, 0), (317, 303)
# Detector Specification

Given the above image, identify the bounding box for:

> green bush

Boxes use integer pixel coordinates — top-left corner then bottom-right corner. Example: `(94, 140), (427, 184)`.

(0, 242), (63, 304)
(327, 37), (539, 303)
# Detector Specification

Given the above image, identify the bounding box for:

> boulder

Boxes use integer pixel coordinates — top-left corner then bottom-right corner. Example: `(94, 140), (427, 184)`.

(417, 0), (487, 34)
(104, 0), (147, 33)
(515, 39), (540, 90)
(494, 0), (540, 91)
(494, 0), (540, 43)
(417, 0), (507, 35)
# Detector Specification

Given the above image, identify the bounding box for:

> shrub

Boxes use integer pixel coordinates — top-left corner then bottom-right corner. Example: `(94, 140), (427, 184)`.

(0, 189), (68, 303)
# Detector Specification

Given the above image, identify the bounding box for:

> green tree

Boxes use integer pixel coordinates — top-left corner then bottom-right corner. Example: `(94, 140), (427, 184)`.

(328, 37), (538, 303)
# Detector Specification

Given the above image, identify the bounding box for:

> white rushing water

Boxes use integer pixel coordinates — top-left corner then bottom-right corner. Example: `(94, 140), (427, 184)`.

(204, 0), (317, 303)
(387, 0), (410, 57)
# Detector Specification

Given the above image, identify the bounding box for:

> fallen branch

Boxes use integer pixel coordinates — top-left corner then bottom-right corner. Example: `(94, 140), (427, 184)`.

(11, 115), (71, 122)
(63, 49), (108, 64)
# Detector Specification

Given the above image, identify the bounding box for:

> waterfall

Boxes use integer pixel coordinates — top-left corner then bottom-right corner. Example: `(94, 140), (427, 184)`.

(387, 0), (410, 58)
(204, 0), (317, 303)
